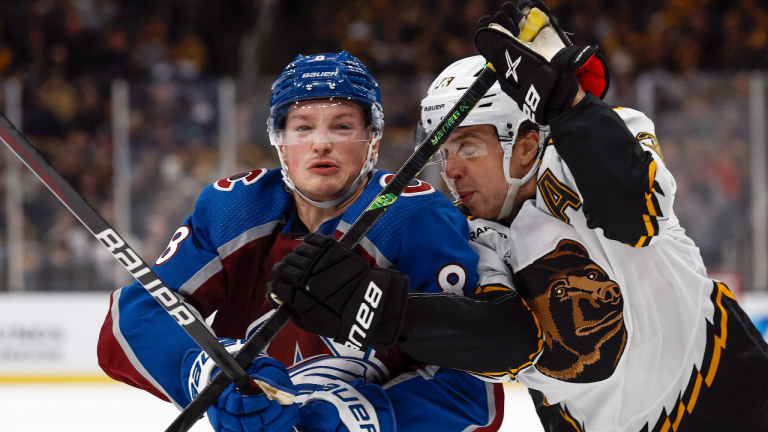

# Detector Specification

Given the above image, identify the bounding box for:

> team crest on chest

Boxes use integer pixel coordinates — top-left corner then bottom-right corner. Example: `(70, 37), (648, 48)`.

(514, 239), (626, 383)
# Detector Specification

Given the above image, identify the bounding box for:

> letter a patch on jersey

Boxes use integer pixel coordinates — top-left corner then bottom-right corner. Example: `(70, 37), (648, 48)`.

(537, 169), (582, 224)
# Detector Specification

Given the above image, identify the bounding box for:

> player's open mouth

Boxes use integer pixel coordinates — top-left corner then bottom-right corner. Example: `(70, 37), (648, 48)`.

(575, 311), (622, 336)
(458, 191), (474, 202)
(308, 161), (339, 173)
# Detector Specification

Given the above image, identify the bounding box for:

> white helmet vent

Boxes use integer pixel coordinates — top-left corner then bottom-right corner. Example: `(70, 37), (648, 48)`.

(421, 55), (528, 145)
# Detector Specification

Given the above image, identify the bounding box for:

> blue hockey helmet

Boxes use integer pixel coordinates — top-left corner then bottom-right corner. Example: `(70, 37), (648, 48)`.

(269, 51), (382, 130)
(268, 52), (384, 208)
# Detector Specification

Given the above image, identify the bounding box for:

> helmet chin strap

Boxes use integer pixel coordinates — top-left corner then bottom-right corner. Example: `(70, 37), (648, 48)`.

(439, 133), (544, 221)
(279, 136), (380, 209)
(498, 179), (522, 221)
(439, 138), (540, 221)
(282, 168), (368, 208)
(497, 142), (518, 221)
(497, 139), (543, 222)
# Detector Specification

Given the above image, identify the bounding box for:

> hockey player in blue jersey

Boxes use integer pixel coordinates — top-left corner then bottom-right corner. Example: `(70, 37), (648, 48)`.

(97, 51), (506, 432)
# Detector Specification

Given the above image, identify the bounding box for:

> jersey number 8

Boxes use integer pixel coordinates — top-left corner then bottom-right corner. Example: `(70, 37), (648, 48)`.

(155, 226), (191, 265)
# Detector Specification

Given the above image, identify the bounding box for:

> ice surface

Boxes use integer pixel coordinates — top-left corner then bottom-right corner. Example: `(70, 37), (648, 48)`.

(0, 382), (543, 432)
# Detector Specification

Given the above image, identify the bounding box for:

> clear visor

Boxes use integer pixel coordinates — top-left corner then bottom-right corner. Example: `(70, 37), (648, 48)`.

(269, 100), (379, 147)
(411, 122), (508, 199)
(434, 140), (507, 201)
(426, 140), (506, 167)
(414, 121), (507, 167)
(272, 126), (375, 146)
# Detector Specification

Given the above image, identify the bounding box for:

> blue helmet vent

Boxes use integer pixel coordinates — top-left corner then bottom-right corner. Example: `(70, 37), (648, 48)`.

(269, 51), (382, 130)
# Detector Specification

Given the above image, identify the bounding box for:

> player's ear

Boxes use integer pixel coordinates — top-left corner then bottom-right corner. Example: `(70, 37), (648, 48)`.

(370, 140), (380, 161)
(518, 131), (540, 165)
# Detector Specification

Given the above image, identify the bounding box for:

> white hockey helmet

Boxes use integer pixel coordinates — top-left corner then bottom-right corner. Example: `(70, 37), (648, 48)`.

(421, 55), (544, 221)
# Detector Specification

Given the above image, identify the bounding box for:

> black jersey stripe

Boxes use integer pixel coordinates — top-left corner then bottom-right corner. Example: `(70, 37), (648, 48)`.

(631, 160), (664, 248)
(645, 282), (734, 432)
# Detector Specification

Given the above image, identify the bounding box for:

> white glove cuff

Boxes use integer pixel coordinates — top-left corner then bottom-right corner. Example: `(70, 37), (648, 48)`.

(187, 339), (246, 400)
(304, 382), (380, 432)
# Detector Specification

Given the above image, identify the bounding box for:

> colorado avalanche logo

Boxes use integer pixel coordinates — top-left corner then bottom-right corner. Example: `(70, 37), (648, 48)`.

(379, 174), (434, 197)
(214, 169), (267, 191)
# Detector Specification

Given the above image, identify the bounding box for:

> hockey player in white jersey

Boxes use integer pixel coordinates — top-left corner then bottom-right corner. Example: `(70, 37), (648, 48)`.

(270, 2), (768, 431)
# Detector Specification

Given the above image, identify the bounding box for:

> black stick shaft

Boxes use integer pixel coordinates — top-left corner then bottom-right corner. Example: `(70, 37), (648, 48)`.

(167, 66), (499, 432)
(339, 67), (497, 248)
(0, 114), (257, 396)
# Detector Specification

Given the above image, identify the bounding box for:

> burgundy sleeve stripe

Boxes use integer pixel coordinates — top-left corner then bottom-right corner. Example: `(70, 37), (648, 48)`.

(110, 288), (183, 409)
(98, 293), (169, 402)
(475, 382), (505, 432)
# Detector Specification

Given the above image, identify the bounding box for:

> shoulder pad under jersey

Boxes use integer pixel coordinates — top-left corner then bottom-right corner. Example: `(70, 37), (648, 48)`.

(200, 168), (290, 248)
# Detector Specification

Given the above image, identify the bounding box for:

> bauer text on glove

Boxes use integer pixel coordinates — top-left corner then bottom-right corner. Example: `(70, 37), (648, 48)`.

(268, 233), (409, 353)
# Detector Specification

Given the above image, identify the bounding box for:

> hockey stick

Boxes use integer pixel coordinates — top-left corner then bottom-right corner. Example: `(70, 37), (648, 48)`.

(0, 114), (260, 397)
(167, 65), (499, 432)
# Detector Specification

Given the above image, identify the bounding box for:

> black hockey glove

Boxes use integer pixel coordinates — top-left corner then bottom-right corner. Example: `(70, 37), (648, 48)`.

(475, 1), (609, 124)
(267, 233), (409, 354)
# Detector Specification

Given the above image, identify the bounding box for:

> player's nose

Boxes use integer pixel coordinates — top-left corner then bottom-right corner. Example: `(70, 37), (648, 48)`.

(309, 130), (334, 152)
(443, 154), (465, 180)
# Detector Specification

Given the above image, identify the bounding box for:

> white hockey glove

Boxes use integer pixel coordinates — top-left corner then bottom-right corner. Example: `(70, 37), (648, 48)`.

(295, 379), (395, 432)
(181, 339), (299, 432)
(475, 1), (609, 124)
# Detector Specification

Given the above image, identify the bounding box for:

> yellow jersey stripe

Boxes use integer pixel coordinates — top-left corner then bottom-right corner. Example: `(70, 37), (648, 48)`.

(649, 282), (734, 431)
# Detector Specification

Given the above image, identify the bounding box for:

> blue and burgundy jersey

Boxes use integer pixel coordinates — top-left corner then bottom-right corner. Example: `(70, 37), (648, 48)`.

(97, 169), (503, 432)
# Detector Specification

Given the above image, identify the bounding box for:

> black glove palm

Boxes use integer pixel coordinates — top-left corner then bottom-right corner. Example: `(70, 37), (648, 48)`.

(268, 233), (409, 354)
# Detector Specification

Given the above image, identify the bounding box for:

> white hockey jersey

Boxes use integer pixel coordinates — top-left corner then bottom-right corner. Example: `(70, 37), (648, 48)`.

(466, 105), (768, 432)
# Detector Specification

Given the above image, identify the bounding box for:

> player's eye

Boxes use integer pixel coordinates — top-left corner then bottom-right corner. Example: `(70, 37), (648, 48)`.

(457, 143), (486, 159)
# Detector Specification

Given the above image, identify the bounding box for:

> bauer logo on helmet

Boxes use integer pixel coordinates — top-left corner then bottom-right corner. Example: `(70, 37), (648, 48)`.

(301, 71), (339, 78)
(423, 104), (445, 112)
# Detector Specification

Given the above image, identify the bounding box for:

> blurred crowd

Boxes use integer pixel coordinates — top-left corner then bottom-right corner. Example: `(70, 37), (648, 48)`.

(0, 0), (763, 292)
(651, 73), (752, 290)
